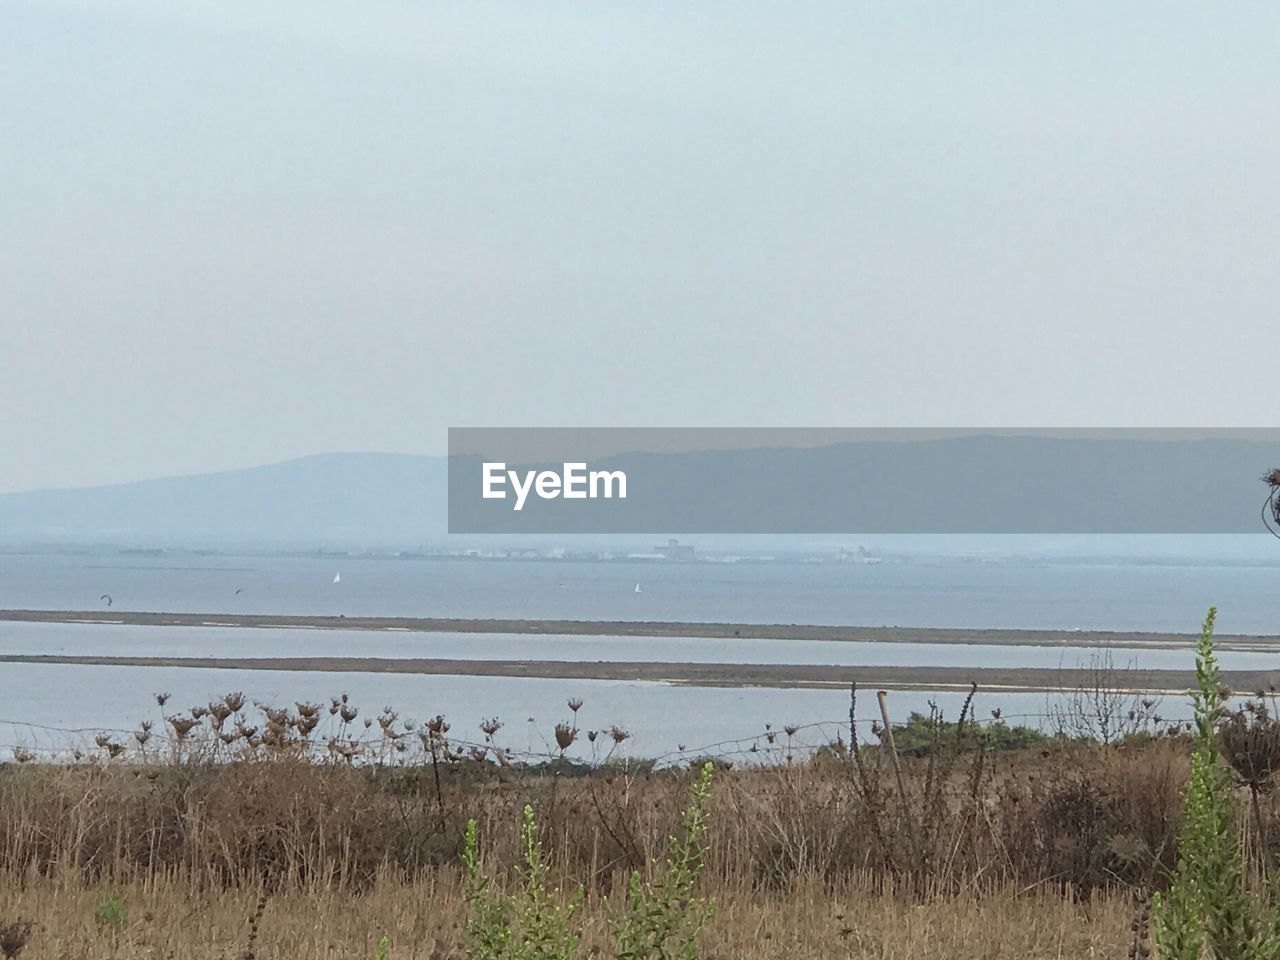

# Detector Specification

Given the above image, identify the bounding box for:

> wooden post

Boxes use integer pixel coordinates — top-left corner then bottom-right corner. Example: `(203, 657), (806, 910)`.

(877, 689), (923, 874)
(848, 682), (857, 758)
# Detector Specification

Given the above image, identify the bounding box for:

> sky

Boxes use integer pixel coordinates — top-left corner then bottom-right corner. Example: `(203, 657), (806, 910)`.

(2, 1), (1280, 493)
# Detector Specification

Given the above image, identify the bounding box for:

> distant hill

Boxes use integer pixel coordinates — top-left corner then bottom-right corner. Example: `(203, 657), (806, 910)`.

(0, 452), (448, 548)
(3, 435), (1279, 549)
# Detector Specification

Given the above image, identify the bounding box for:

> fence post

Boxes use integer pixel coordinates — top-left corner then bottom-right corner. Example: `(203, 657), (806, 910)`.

(877, 689), (923, 875)
(848, 682), (857, 758)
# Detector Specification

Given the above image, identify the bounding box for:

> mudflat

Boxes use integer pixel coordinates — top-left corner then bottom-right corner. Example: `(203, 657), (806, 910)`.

(3, 652), (1274, 694)
(2, 607), (1278, 649)
(3, 607), (1266, 693)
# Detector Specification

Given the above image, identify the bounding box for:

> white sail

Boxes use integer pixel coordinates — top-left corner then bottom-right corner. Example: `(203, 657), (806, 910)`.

(634, 583), (641, 593)
(333, 572), (341, 584)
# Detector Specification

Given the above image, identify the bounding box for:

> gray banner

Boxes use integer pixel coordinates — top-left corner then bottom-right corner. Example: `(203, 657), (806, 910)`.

(447, 428), (1280, 534)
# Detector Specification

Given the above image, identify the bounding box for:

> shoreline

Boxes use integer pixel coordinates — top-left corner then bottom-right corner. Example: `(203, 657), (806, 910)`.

(3, 652), (1274, 694)
(1, 608), (1277, 650)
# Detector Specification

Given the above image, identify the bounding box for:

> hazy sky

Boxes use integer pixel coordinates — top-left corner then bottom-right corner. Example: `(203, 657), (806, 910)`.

(3, 1), (1279, 493)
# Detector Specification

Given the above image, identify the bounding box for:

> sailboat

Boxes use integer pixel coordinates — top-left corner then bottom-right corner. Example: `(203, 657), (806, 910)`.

(332, 572), (342, 584)
(634, 583), (641, 593)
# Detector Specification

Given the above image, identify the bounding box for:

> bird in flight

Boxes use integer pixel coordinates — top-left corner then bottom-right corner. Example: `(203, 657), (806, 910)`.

(235, 588), (245, 595)
(100, 594), (113, 607)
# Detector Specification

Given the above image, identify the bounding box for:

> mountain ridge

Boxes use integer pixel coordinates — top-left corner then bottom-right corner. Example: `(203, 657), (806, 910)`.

(0, 451), (448, 547)
(3, 437), (1278, 548)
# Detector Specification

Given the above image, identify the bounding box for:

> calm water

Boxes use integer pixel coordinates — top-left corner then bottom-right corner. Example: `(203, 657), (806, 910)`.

(0, 551), (1273, 758)
(1, 552), (1278, 632)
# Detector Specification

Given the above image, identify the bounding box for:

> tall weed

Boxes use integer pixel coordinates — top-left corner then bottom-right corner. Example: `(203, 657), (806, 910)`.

(1154, 608), (1280, 959)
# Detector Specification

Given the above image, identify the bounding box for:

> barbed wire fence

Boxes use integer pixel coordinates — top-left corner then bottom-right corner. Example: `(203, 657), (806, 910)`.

(0, 687), (1202, 769)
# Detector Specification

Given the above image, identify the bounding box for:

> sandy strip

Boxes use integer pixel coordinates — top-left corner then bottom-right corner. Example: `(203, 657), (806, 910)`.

(2, 652), (1276, 694)
(1, 608), (1278, 651)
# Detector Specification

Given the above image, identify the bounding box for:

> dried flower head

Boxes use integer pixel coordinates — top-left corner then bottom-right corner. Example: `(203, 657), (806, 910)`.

(260, 705), (289, 727)
(554, 722), (578, 752)
(167, 716), (199, 740)
(1219, 703), (1280, 791)
(327, 738), (359, 761)
(1265, 469), (1280, 535)
(207, 702), (233, 728)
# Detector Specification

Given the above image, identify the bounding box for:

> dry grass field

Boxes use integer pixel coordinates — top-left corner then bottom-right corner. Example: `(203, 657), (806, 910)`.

(0, 681), (1219, 958)
(0, 873), (1135, 959)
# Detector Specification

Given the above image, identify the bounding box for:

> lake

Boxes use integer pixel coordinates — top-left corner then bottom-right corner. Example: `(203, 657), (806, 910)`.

(0, 551), (1273, 760)
(0, 551), (1278, 631)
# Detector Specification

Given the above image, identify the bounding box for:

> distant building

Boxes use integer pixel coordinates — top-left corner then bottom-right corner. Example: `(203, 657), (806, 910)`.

(654, 538), (695, 560)
(835, 546), (881, 564)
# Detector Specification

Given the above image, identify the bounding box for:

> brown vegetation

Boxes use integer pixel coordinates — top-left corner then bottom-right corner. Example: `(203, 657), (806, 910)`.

(0, 874), (1136, 959)
(0, 683), (1271, 957)
(0, 690), (1198, 893)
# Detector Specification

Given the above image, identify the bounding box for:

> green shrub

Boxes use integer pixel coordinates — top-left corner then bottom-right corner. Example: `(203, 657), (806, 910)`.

(462, 805), (583, 960)
(878, 711), (1050, 758)
(461, 763), (716, 960)
(1152, 608), (1280, 959)
(94, 893), (126, 936)
(609, 762), (716, 960)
